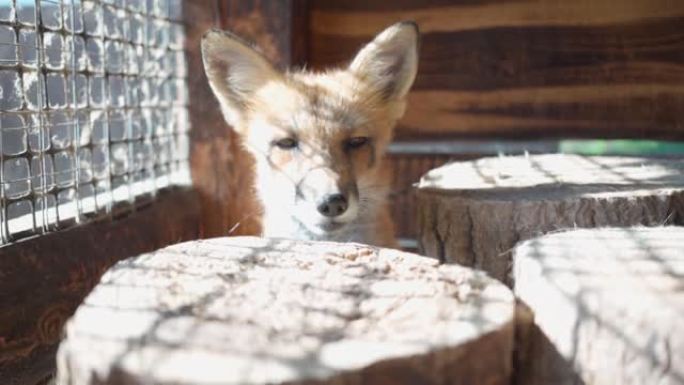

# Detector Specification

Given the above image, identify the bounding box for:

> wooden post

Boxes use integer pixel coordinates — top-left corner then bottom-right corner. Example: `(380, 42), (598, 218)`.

(56, 238), (516, 385)
(184, 0), (243, 238)
(514, 227), (684, 385)
(415, 154), (684, 284)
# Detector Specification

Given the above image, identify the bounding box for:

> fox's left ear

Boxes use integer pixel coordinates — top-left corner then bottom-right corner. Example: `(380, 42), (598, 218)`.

(349, 21), (420, 101)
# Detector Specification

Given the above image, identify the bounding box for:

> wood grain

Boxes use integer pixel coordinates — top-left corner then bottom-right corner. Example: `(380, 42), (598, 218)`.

(515, 227), (684, 385)
(56, 237), (516, 385)
(221, 0), (308, 69)
(0, 189), (200, 385)
(309, 0), (684, 140)
(415, 154), (684, 284)
(311, 1), (682, 35)
(387, 153), (473, 239)
(185, 0), (246, 238)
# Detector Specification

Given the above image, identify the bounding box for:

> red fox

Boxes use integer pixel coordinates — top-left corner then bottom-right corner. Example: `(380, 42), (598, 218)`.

(201, 22), (419, 248)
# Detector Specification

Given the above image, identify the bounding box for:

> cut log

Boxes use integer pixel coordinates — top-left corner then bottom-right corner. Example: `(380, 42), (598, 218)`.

(513, 227), (684, 385)
(415, 154), (684, 284)
(56, 237), (516, 385)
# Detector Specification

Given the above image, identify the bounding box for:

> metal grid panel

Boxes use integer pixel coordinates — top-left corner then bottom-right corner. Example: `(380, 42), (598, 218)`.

(0, 0), (191, 244)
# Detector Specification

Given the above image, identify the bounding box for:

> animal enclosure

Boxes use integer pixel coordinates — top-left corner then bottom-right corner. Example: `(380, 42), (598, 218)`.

(0, 0), (683, 384)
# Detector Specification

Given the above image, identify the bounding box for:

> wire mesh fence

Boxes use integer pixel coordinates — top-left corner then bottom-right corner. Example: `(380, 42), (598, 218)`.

(0, 0), (191, 244)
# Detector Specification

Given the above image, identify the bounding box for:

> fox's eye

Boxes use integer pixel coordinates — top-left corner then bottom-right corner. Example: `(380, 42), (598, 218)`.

(274, 138), (298, 150)
(345, 136), (369, 150)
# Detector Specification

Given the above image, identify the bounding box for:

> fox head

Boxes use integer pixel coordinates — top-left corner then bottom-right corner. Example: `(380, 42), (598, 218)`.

(202, 22), (419, 242)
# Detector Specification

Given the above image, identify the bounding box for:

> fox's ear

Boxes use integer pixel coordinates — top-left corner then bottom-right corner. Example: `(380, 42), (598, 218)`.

(349, 21), (419, 101)
(202, 29), (279, 127)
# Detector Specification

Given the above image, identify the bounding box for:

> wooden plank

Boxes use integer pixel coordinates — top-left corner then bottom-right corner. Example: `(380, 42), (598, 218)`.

(221, 0), (308, 69)
(0, 189), (201, 385)
(311, 0), (683, 35)
(308, 0), (684, 140)
(185, 0), (246, 238)
(56, 237), (516, 385)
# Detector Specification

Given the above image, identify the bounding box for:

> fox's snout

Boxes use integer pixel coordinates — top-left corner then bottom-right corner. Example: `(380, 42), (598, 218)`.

(317, 194), (348, 217)
(298, 166), (355, 220)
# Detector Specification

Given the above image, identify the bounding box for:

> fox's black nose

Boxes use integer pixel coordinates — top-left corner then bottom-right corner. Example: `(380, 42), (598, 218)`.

(317, 194), (348, 217)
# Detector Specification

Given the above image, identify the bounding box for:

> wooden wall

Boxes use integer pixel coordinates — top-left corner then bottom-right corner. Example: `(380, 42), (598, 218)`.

(308, 0), (684, 140)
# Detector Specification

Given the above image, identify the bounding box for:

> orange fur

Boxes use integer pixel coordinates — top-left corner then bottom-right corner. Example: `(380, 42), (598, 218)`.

(202, 22), (419, 248)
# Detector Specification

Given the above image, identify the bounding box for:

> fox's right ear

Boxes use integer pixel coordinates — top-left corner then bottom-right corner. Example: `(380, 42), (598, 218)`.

(201, 29), (279, 127)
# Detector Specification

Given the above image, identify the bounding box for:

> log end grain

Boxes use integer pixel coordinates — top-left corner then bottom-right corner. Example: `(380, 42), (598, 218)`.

(57, 237), (517, 385)
(514, 227), (684, 385)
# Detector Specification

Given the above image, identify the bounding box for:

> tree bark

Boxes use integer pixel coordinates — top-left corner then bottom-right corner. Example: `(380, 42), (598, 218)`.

(416, 154), (684, 284)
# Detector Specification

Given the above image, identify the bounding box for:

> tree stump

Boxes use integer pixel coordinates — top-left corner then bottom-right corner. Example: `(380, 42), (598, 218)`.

(415, 154), (684, 284)
(513, 227), (684, 385)
(56, 237), (516, 385)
